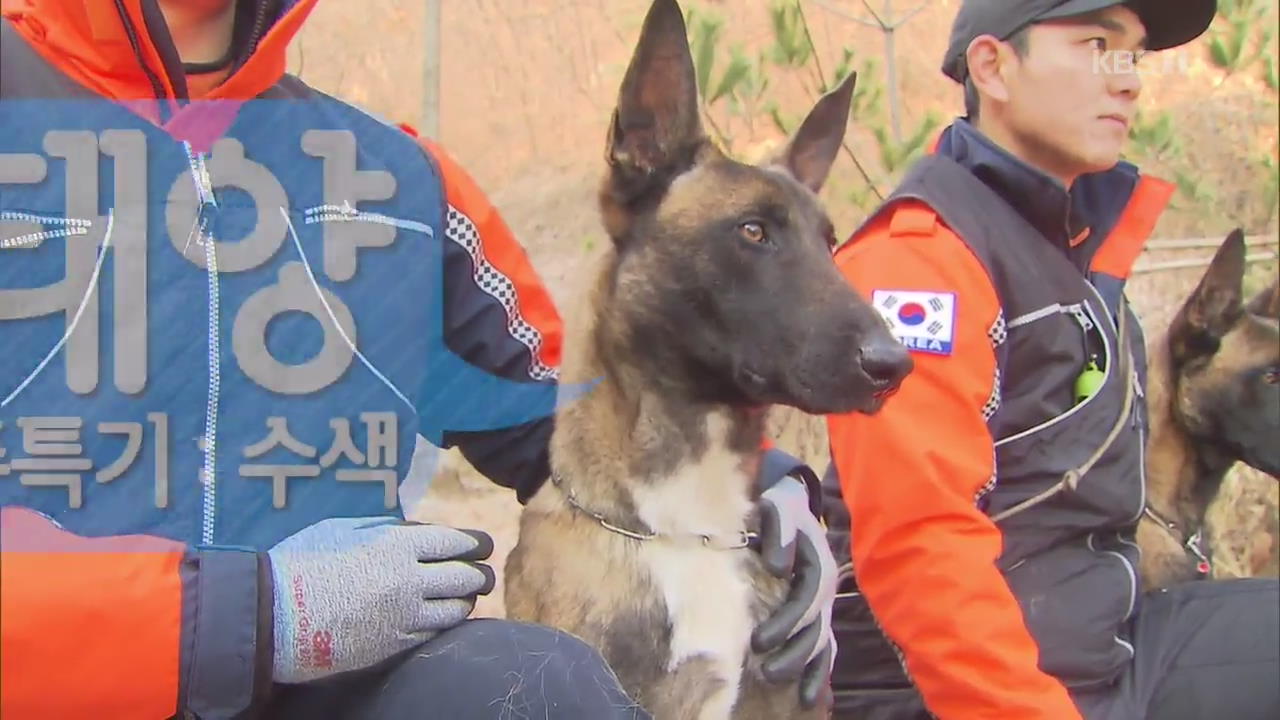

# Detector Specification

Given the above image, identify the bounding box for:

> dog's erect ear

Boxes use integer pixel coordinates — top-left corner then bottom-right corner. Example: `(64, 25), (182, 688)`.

(772, 71), (857, 193)
(606, 0), (703, 195)
(1245, 276), (1280, 319)
(1170, 228), (1247, 364)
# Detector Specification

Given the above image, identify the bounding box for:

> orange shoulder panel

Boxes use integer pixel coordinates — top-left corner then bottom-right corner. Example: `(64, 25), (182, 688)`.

(1, 506), (184, 719)
(828, 202), (1084, 720)
(414, 137), (563, 370)
(1089, 174), (1175, 279)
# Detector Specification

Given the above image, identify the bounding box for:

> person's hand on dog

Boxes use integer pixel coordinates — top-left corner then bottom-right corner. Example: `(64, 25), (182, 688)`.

(750, 450), (839, 711)
(267, 516), (496, 683)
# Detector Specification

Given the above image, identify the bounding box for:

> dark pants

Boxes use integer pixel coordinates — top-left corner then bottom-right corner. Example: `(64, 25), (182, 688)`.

(831, 578), (1280, 720)
(256, 618), (653, 720)
(1075, 577), (1280, 720)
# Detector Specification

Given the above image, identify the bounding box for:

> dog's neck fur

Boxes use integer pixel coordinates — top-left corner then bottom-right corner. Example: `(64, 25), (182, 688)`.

(548, 246), (767, 539)
(1143, 330), (1233, 537)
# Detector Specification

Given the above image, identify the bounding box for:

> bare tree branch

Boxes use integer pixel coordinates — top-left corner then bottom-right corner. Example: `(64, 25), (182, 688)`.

(859, 0), (889, 28)
(701, 108), (733, 152)
(842, 144), (887, 202)
(805, 0), (881, 28)
(881, 0), (901, 141)
(796, 1), (885, 201)
(795, 1), (829, 89)
(889, 2), (931, 29)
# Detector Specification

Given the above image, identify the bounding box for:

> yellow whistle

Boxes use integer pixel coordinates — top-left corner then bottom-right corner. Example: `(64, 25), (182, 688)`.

(1075, 359), (1105, 404)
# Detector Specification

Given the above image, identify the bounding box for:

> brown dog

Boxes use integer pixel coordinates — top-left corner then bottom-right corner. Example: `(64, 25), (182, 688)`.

(1137, 229), (1280, 591)
(503, 1), (912, 718)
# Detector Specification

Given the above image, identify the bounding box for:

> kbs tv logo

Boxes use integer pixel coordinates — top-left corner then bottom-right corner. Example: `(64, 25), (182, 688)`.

(1093, 49), (1192, 77)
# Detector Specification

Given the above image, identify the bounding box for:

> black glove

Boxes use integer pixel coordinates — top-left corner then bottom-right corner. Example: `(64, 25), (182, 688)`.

(750, 448), (838, 710)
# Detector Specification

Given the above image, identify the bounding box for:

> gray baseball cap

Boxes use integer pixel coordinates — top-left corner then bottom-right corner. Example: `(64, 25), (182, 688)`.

(941, 0), (1218, 82)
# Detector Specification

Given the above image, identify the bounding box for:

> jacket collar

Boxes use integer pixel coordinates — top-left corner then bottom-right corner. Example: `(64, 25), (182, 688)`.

(929, 117), (1175, 283)
(935, 118), (1097, 250)
(1, 0), (315, 104)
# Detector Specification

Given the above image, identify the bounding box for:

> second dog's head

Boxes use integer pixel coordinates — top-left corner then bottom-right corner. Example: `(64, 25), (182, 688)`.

(594, 0), (911, 415)
(1167, 229), (1280, 478)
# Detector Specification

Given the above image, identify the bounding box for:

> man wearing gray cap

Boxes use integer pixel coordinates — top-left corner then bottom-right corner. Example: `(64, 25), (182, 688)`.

(822, 1), (1280, 719)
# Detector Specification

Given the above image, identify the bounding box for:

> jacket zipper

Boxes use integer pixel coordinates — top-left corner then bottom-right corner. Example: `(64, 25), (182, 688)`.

(214, 0), (274, 78)
(1067, 304), (1094, 333)
(1079, 284), (1147, 526)
(112, 0), (172, 121)
(1006, 302), (1072, 328)
(1130, 366), (1147, 523)
(0, 212), (91, 248)
(241, 1), (272, 68)
(995, 299), (1111, 447)
(185, 142), (222, 546)
(1067, 303), (1101, 371)
(1006, 301), (1093, 333)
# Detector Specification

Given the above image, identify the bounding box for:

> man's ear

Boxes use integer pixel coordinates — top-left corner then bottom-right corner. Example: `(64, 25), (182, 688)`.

(605, 0), (704, 201)
(773, 71), (856, 193)
(965, 35), (1013, 107)
(1169, 229), (1247, 365)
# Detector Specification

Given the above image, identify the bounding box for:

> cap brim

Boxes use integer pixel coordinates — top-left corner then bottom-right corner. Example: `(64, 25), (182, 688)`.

(1132, 0), (1218, 51)
(1038, 0), (1217, 52)
(1036, 0), (1125, 22)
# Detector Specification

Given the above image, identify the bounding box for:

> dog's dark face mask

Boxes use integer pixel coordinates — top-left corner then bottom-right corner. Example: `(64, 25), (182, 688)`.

(596, 0), (911, 416)
(1169, 230), (1280, 479)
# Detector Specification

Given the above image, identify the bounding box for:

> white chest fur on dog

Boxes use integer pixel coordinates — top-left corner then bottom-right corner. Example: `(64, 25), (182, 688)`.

(630, 412), (757, 720)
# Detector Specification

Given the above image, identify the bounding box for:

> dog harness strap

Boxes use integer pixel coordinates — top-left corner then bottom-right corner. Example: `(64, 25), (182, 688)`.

(1141, 504), (1211, 577)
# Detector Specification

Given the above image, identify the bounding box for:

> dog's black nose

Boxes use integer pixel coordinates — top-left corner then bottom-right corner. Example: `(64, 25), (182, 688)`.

(858, 339), (913, 388)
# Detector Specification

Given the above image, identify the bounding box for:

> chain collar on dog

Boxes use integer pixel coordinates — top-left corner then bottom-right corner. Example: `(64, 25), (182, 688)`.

(1143, 504), (1211, 577)
(550, 473), (757, 550)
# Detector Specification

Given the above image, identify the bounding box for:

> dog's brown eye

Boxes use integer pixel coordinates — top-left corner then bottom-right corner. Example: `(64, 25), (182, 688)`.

(739, 222), (766, 244)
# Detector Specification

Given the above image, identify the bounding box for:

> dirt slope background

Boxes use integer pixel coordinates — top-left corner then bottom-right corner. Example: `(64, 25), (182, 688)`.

(286, 0), (1279, 618)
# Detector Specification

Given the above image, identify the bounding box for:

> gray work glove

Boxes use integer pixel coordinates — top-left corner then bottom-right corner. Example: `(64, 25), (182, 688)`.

(751, 451), (839, 711)
(267, 516), (495, 683)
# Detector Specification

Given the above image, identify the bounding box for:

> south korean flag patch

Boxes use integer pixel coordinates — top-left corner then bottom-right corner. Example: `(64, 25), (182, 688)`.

(872, 289), (957, 356)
